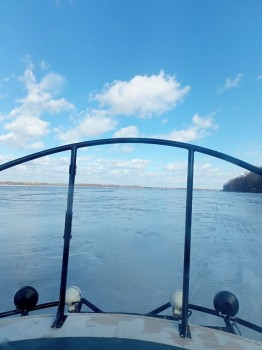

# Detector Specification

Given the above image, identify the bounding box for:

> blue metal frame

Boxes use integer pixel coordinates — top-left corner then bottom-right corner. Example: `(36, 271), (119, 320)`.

(52, 146), (78, 327)
(180, 149), (194, 338)
(1, 138), (261, 334)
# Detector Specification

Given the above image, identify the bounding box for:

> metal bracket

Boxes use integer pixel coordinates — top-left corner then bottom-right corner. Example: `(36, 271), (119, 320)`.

(179, 323), (191, 338)
(51, 315), (67, 328)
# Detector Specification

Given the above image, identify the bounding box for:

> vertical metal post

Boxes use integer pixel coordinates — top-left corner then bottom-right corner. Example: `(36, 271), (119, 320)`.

(52, 147), (77, 328)
(180, 149), (194, 338)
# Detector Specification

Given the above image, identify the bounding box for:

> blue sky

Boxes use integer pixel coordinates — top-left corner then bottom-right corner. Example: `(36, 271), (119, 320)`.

(0, 0), (261, 188)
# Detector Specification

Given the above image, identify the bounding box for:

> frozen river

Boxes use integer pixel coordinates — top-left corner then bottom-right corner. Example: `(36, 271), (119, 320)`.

(0, 186), (261, 340)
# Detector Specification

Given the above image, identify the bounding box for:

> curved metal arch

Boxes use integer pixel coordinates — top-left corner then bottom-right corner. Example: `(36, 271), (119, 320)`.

(0, 138), (261, 335)
(0, 138), (261, 175)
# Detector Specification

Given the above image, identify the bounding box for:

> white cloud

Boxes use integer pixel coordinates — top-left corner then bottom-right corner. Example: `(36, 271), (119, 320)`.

(113, 126), (140, 138)
(0, 62), (74, 149)
(57, 110), (117, 144)
(109, 144), (135, 153)
(161, 118), (169, 125)
(0, 74), (16, 101)
(110, 125), (140, 153)
(218, 73), (244, 93)
(113, 158), (150, 170)
(16, 65), (74, 114)
(153, 113), (218, 142)
(0, 116), (49, 148)
(29, 141), (45, 150)
(51, 71), (190, 146)
(165, 162), (187, 171)
(199, 162), (211, 170)
(0, 154), (13, 163)
(39, 73), (65, 95)
(39, 60), (51, 72)
(163, 160), (235, 189)
(0, 154), (71, 183)
(56, 0), (74, 8)
(5, 115), (49, 137)
(92, 71), (190, 118)
(74, 156), (151, 183)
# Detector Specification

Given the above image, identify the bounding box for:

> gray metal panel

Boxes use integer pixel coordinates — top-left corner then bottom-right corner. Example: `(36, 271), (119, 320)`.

(0, 313), (261, 349)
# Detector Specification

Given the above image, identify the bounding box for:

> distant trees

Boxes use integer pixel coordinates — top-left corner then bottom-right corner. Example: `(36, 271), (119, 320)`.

(223, 167), (262, 193)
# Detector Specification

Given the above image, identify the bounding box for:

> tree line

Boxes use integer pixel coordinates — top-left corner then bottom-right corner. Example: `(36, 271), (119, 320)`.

(223, 167), (262, 193)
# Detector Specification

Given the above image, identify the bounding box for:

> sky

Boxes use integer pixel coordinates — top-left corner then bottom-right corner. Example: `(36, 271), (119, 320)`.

(0, 0), (261, 188)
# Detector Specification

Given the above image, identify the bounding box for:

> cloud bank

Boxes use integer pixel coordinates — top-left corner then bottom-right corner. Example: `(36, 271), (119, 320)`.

(57, 71), (191, 143)
(0, 63), (216, 151)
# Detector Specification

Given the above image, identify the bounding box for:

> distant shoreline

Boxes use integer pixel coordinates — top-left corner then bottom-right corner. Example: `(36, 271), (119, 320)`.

(0, 181), (144, 189)
(0, 181), (216, 191)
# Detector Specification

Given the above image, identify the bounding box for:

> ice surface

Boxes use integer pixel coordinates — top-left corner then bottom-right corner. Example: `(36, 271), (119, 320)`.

(0, 186), (261, 341)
